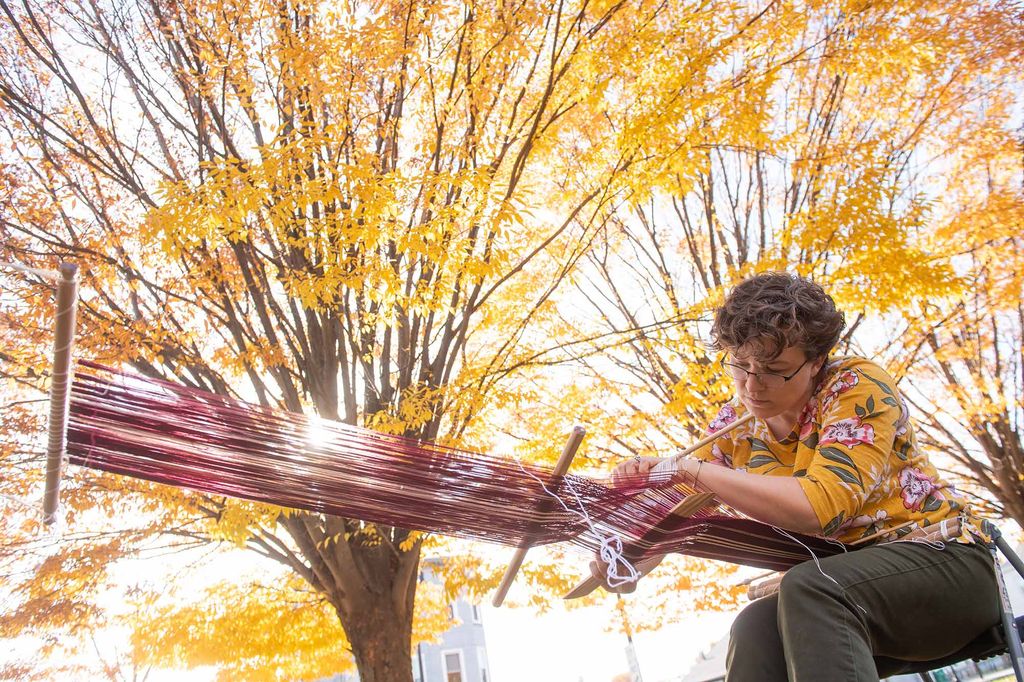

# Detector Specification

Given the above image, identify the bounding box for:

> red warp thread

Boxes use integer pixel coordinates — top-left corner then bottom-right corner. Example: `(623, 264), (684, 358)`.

(66, 361), (845, 571)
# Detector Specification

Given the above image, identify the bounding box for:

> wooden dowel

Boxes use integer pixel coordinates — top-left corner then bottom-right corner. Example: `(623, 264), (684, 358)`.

(670, 412), (754, 462)
(563, 553), (665, 600)
(42, 263), (79, 525)
(747, 572), (784, 600)
(492, 426), (586, 607)
(847, 519), (917, 546)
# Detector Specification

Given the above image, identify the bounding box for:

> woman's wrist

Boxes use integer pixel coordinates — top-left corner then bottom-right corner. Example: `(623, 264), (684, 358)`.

(675, 457), (704, 488)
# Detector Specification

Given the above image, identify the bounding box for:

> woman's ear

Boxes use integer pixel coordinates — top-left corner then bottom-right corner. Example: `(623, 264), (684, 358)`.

(812, 355), (828, 375)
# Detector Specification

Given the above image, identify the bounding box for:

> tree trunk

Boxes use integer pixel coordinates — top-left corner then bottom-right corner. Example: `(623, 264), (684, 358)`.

(340, 598), (416, 682)
(315, 531), (422, 682)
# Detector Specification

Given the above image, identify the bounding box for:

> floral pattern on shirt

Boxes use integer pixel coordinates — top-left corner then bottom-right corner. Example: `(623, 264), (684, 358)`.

(820, 417), (875, 448)
(898, 466), (945, 512)
(694, 356), (976, 544)
(708, 404), (739, 433)
(709, 443), (733, 469)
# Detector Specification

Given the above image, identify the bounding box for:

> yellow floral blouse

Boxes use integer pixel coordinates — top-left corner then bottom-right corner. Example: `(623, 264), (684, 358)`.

(695, 356), (979, 545)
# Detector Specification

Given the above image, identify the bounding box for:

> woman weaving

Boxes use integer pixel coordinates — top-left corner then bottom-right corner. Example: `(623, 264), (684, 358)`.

(602, 273), (1000, 681)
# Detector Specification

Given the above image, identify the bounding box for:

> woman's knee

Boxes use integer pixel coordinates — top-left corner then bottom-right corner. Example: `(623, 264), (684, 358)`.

(730, 593), (779, 643)
(778, 559), (839, 600)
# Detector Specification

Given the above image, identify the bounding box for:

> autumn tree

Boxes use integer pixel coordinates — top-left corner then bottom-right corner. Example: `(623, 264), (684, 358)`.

(5, 0), (1019, 678)
(0, 0), (803, 678)
(895, 97), (1024, 526)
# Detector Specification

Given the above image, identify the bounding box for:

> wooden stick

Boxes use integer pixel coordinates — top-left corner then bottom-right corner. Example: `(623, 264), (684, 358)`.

(42, 263), (79, 525)
(847, 519), (917, 546)
(491, 426), (586, 607)
(666, 412), (754, 467)
(746, 572), (784, 600)
(563, 553), (666, 600)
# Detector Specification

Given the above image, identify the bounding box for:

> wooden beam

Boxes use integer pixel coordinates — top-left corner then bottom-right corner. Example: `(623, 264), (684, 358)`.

(42, 263), (79, 525)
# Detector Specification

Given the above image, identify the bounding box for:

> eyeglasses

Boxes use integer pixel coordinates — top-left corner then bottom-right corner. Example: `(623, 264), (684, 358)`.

(720, 357), (810, 389)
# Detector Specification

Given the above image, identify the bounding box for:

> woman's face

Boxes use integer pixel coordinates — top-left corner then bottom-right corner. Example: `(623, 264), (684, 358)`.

(725, 344), (825, 420)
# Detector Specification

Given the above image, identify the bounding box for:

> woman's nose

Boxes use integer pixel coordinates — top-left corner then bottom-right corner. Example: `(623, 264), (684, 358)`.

(743, 372), (763, 391)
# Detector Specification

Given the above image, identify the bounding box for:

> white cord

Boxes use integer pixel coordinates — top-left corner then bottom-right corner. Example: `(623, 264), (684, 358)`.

(772, 526), (867, 614)
(2, 493), (66, 533)
(0, 260), (60, 281)
(513, 457), (640, 588)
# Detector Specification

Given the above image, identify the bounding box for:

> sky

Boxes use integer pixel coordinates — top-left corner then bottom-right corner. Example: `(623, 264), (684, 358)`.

(482, 595), (741, 682)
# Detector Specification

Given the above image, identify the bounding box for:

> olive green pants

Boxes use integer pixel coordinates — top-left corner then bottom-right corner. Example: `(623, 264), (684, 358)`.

(726, 540), (1001, 682)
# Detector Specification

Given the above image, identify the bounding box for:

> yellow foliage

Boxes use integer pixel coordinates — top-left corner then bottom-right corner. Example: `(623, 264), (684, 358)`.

(129, 577), (356, 681)
(126, 570), (453, 681)
(1, 0), (1022, 678)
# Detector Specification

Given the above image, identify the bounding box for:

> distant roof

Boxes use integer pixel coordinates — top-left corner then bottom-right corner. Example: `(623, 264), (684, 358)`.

(679, 635), (728, 682)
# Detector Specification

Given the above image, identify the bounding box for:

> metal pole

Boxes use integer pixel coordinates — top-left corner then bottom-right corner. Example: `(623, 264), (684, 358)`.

(996, 533), (1024, 582)
(42, 262), (79, 525)
(617, 594), (644, 682)
(989, 526), (1024, 682)
(416, 642), (426, 682)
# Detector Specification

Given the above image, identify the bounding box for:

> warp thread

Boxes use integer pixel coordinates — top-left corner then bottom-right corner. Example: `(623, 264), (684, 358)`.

(61, 363), (854, 573)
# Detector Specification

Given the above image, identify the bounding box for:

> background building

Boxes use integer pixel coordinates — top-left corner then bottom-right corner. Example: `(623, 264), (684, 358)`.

(321, 559), (491, 682)
(414, 596), (490, 682)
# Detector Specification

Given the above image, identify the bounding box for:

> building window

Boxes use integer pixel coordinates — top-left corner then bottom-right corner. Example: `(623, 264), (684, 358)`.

(447, 603), (455, 621)
(478, 645), (489, 682)
(442, 650), (464, 682)
(471, 603), (482, 623)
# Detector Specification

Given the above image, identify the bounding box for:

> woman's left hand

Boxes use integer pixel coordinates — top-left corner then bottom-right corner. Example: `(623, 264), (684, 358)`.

(588, 553), (664, 593)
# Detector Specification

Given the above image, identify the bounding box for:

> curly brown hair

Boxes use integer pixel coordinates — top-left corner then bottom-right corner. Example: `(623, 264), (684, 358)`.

(709, 272), (846, 361)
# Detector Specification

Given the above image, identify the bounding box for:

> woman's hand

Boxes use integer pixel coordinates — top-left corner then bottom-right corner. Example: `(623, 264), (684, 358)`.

(612, 455), (701, 487)
(611, 455), (667, 485)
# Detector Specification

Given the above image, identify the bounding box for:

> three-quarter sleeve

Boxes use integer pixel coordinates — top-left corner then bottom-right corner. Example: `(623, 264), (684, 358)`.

(796, 365), (902, 536)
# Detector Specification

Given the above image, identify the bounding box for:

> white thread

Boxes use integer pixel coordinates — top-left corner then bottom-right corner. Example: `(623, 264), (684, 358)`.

(820, 536), (850, 552)
(903, 525), (947, 550)
(0, 260), (61, 281)
(40, 503), (67, 533)
(908, 518), (951, 549)
(553, 473), (640, 587)
(773, 527), (840, 587)
(649, 457), (679, 480)
(2, 492), (66, 534)
(907, 536), (947, 550)
(1, 493), (39, 514)
(513, 457), (640, 589)
(772, 526), (869, 615)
